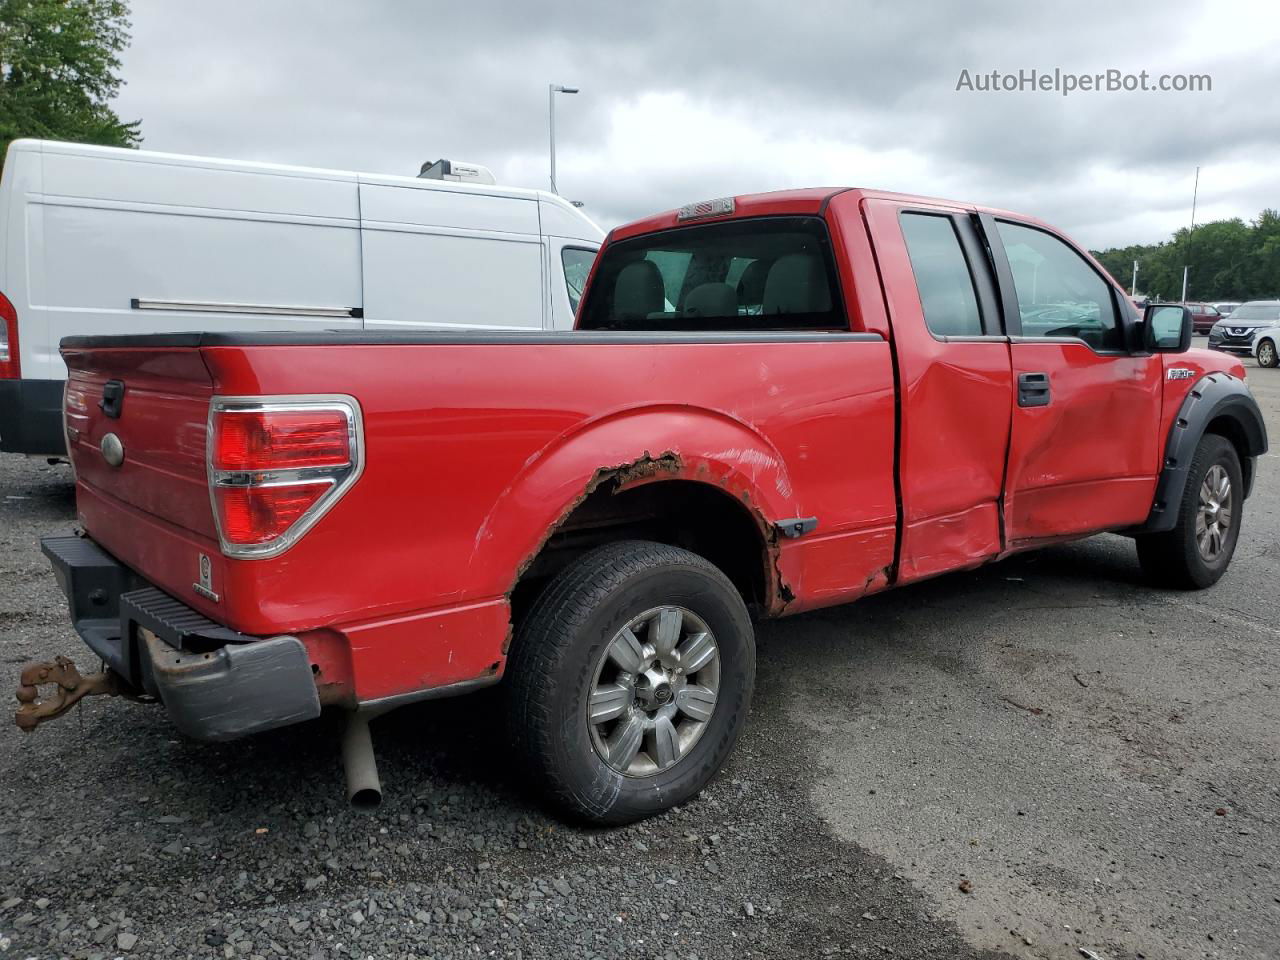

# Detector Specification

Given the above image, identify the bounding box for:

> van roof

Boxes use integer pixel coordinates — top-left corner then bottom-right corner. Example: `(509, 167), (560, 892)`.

(5, 138), (601, 236)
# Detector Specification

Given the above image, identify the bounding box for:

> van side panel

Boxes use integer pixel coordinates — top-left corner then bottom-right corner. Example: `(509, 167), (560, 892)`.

(359, 182), (545, 330)
(23, 149), (363, 380)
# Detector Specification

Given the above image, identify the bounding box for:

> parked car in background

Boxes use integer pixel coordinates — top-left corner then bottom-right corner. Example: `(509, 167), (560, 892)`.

(1185, 302), (1224, 334)
(1251, 320), (1280, 368)
(1213, 301), (1242, 318)
(0, 139), (603, 458)
(22, 187), (1267, 824)
(1209, 300), (1280, 356)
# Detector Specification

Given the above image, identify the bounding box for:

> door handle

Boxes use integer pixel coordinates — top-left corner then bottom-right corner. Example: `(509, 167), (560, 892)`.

(99, 380), (125, 419)
(1017, 372), (1050, 407)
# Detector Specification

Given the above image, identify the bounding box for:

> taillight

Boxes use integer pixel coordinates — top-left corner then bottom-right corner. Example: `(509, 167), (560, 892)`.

(208, 396), (363, 558)
(0, 291), (19, 379)
(215, 409), (352, 471)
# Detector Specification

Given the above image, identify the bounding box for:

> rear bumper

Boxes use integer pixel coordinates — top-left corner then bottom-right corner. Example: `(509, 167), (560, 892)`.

(41, 534), (320, 740)
(0, 378), (67, 456)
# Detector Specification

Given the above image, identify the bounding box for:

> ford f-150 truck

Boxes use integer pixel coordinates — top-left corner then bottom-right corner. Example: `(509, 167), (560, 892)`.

(17, 188), (1268, 826)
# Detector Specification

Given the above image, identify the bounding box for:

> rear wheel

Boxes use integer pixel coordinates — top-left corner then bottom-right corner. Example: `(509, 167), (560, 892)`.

(1136, 434), (1242, 589)
(1257, 338), (1278, 368)
(505, 540), (754, 825)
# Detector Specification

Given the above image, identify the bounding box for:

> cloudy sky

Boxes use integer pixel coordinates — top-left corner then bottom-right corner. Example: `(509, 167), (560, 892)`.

(113, 0), (1278, 250)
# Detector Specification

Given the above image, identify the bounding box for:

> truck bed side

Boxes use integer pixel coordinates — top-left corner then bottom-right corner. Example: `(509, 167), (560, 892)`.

(62, 329), (896, 702)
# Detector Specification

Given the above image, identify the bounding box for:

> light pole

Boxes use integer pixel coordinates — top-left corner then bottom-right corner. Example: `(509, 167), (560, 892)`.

(1180, 165), (1200, 302)
(548, 84), (579, 195)
(1131, 259), (1139, 297)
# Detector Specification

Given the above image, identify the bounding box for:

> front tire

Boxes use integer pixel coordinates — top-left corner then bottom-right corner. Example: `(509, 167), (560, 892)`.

(1136, 434), (1243, 589)
(1257, 338), (1278, 368)
(505, 540), (755, 825)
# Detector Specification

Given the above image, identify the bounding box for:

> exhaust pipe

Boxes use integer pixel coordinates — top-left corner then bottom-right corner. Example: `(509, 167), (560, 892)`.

(342, 710), (382, 811)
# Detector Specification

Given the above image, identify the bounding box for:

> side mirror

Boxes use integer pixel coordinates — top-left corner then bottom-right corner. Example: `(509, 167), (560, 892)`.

(1143, 303), (1192, 353)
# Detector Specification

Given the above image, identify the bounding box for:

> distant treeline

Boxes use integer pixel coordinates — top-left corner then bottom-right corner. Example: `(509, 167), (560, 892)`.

(1091, 210), (1280, 302)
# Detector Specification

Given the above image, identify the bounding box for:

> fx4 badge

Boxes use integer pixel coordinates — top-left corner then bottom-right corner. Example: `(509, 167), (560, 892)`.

(1167, 367), (1195, 380)
(193, 553), (220, 602)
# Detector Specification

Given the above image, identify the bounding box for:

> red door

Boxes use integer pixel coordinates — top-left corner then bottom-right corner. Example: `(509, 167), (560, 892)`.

(862, 200), (1013, 582)
(986, 217), (1163, 543)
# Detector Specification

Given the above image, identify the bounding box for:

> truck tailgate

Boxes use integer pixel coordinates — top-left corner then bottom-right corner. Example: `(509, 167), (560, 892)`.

(63, 344), (219, 599)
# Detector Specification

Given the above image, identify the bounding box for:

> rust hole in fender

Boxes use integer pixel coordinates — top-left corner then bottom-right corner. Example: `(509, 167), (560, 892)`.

(504, 451), (793, 652)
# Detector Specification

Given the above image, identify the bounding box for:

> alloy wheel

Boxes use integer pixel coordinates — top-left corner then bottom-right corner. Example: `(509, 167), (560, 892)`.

(1195, 463), (1233, 562)
(586, 605), (720, 777)
(1259, 340), (1277, 367)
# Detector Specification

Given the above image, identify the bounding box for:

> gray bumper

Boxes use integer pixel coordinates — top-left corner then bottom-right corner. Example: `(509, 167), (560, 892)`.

(41, 534), (320, 740)
(1207, 340), (1253, 355)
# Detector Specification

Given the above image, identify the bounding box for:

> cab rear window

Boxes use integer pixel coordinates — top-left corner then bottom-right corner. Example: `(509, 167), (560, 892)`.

(578, 216), (846, 332)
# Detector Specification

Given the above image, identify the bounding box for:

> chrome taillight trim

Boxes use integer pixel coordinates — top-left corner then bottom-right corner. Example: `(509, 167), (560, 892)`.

(207, 394), (365, 560)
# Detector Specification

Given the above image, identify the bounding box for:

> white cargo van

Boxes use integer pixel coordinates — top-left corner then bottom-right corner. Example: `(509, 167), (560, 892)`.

(0, 139), (603, 456)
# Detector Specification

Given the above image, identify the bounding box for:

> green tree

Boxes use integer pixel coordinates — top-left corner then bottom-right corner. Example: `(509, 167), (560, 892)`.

(1093, 209), (1280, 301)
(0, 0), (140, 162)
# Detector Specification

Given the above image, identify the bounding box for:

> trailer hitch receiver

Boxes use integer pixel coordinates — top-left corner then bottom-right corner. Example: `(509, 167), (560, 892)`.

(14, 656), (121, 732)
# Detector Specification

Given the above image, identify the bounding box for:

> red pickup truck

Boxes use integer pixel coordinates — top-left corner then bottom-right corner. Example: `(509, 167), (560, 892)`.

(20, 188), (1267, 825)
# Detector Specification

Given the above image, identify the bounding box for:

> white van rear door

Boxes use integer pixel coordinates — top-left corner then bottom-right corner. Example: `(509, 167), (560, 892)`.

(359, 181), (545, 331)
(28, 147), (362, 377)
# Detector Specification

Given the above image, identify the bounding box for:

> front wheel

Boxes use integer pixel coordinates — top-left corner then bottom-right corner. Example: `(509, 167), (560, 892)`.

(505, 540), (755, 825)
(1136, 434), (1243, 589)
(1257, 338), (1278, 368)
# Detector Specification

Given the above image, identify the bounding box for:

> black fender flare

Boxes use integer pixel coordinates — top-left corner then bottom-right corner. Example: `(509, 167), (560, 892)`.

(1141, 372), (1269, 533)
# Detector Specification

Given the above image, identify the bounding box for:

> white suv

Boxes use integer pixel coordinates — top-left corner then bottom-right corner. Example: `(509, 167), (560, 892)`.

(1253, 321), (1280, 368)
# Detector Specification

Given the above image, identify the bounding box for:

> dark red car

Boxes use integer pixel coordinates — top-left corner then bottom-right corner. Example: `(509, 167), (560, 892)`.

(21, 188), (1269, 824)
(1185, 301), (1224, 334)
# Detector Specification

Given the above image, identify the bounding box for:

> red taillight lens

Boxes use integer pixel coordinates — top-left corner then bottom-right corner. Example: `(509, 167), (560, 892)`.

(214, 410), (351, 471)
(0, 291), (19, 379)
(214, 482), (332, 545)
(208, 398), (362, 558)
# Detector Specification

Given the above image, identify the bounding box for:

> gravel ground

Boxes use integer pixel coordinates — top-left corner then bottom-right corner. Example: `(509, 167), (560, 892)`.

(0, 352), (1276, 960)
(0, 473), (1005, 960)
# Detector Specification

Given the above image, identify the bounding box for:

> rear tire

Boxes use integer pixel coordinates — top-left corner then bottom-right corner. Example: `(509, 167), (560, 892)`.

(505, 540), (755, 825)
(1257, 338), (1278, 368)
(1136, 434), (1243, 589)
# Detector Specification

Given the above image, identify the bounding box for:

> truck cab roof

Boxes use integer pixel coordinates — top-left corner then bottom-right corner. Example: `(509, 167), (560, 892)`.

(608, 186), (1052, 243)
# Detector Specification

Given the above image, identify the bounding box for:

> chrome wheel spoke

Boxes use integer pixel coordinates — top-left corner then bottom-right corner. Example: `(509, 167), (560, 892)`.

(676, 683), (717, 722)
(589, 682), (632, 724)
(652, 607), (683, 657)
(676, 631), (717, 674)
(1219, 505), (1232, 530)
(606, 713), (645, 770)
(608, 627), (646, 674)
(650, 716), (679, 770)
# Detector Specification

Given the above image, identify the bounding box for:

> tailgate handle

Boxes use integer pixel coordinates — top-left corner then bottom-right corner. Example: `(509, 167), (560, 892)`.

(1017, 372), (1050, 408)
(99, 380), (125, 419)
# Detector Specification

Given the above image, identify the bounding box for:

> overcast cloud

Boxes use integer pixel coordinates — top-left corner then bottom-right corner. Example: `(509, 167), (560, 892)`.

(113, 0), (1279, 249)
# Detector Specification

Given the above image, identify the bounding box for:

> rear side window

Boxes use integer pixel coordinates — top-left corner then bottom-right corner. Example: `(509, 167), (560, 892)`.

(578, 216), (845, 332)
(900, 213), (984, 337)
